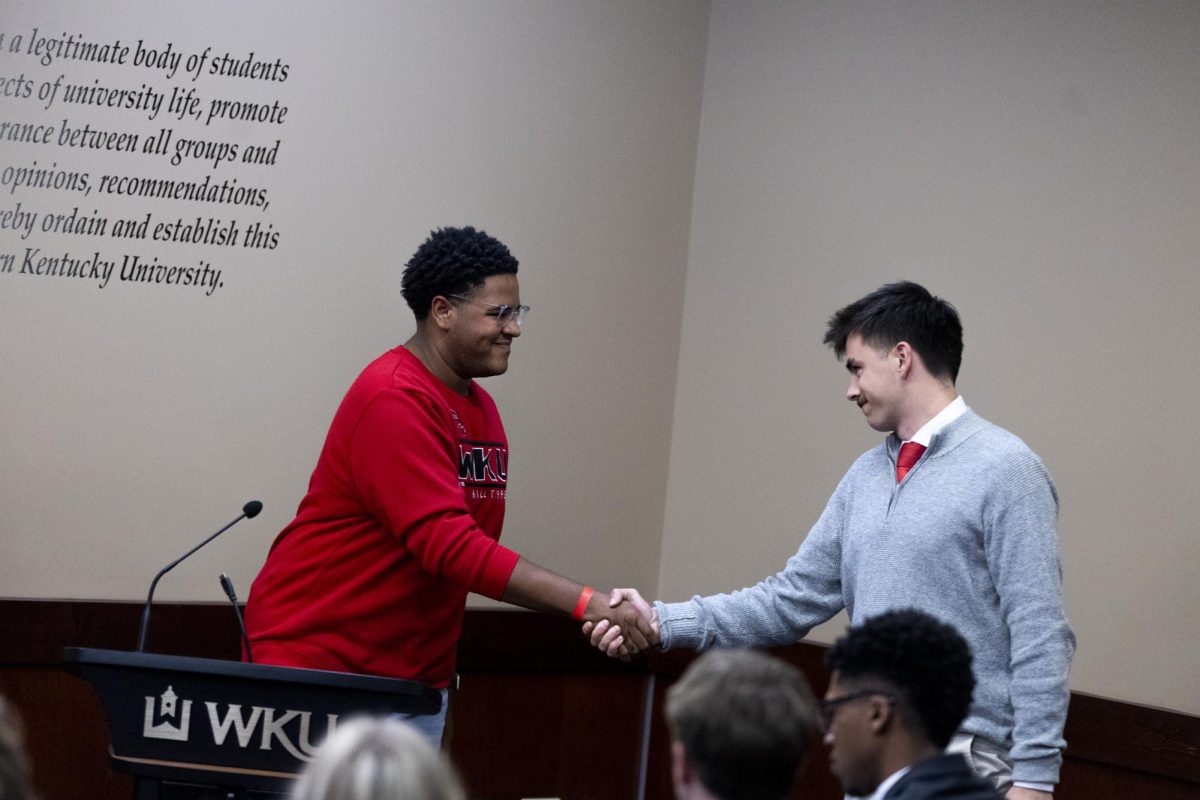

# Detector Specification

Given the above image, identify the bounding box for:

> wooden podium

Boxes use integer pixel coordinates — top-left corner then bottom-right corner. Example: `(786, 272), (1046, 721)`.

(64, 647), (441, 800)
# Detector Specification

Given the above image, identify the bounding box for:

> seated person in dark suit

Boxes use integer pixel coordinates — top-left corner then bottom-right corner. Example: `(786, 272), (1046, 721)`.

(821, 609), (1003, 800)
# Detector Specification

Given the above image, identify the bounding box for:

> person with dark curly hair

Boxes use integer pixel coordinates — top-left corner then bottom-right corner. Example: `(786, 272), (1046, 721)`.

(589, 282), (1074, 798)
(245, 226), (657, 745)
(822, 610), (1000, 800)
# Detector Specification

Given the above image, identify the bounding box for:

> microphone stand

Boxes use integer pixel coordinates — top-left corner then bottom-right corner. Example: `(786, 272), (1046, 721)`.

(136, 501), (262, 653)
(220, 573), (254, 663)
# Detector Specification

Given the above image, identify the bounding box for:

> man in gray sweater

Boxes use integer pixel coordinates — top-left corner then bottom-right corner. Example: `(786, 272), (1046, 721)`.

(587, 282), (1075, 799)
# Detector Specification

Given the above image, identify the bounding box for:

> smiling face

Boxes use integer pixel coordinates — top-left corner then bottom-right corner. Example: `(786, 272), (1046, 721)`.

(843, 333), (905, 434)
(439, 273), (522, 382)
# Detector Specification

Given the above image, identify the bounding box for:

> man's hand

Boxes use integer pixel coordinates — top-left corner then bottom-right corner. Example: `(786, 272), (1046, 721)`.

(497, 560), (658, 659)
(1007, 788), (1052, 800)
(609, 595), (659, 657)
(581, 588), (659, 659)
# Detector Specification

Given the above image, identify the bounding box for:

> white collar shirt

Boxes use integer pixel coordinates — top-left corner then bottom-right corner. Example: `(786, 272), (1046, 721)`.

(906, 395), (967, 447)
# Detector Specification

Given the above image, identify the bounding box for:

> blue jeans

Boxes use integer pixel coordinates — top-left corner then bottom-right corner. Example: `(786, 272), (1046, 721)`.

(393, 688), (449, 748)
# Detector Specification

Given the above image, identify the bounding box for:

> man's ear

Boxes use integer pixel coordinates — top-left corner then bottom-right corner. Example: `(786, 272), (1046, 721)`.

(893, 341), (914, 379)
(868, 695), (896, 735)
(429, 295), (456, 332)
(671, 740), (694, 794)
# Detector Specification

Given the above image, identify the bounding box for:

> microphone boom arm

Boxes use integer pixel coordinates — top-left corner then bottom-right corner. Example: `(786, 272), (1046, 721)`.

(135, 500), (262, 653)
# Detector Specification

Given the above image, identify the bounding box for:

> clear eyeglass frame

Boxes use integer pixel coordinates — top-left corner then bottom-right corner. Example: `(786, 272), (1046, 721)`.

(448, 294), (530, 328)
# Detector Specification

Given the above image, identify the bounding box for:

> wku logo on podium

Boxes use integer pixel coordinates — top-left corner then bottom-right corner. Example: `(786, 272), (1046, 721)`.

(142, 685), (339, 761)
(143, 685), (191, 741)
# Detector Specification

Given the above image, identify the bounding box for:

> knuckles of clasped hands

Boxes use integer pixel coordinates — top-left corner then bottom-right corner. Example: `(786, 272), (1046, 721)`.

(580, 588), (660, 662)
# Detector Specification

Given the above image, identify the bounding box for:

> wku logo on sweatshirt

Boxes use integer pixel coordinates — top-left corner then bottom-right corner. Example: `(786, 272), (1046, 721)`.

(458, 439), (508, 486)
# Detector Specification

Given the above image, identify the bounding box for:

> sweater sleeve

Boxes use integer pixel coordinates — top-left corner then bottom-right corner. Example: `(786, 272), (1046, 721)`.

(656, 480), (848, 651)
(983, 451), (1076, 785)
(348, 388), (519, 599)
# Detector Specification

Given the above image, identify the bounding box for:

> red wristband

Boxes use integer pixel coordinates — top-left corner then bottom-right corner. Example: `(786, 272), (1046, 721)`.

(571, 586), (594, 620)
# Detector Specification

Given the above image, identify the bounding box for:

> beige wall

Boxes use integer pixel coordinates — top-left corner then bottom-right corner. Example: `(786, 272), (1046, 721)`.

(660, 0), (1200, 715)
(2, 1), (1197, 718)
(0, 1), (707, 603)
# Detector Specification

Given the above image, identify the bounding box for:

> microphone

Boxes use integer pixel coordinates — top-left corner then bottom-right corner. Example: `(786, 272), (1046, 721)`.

(136, 501), (263, 653)
(220, 573), (253, 663)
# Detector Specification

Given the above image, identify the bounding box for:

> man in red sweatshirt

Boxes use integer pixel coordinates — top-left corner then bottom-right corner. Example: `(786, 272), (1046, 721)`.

(244, 226), (655, 742)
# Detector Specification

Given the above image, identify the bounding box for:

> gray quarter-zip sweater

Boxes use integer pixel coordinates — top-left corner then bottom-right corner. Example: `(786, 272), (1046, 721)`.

(655, 410), (1075, 786)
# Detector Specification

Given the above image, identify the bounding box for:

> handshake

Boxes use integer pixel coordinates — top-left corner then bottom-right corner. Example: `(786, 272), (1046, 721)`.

(579, 588), (659, 661)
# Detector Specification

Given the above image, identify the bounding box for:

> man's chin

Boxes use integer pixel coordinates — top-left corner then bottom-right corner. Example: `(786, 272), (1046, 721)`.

(479, 357), (510, 378)
(839, 776), (872, 798)
(862, 412), (893, 434)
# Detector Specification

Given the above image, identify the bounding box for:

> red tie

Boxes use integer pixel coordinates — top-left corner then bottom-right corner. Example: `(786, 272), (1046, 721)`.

(896, 442), (926, 483)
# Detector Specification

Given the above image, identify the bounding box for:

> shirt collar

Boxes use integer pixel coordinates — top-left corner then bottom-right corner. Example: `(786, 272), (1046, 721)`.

(866, 765), (911, 800)
(907, 395), (967, 447)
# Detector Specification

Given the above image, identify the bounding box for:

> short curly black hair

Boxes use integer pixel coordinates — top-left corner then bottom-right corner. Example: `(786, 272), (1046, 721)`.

(826, 609), (975, 749)
(401, 226), (519, 319)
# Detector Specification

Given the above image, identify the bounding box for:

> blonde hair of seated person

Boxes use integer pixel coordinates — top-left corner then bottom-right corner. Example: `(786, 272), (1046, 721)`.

(290, 716), (465, 800)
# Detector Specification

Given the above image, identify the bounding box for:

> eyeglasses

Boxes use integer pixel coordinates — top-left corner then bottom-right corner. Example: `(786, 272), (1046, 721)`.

(448, 294), (530, 328)
(818, 690), (895, 729)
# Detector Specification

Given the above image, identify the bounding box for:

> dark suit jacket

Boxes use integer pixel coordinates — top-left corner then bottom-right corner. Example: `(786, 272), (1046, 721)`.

(884, 754), (1004, 800)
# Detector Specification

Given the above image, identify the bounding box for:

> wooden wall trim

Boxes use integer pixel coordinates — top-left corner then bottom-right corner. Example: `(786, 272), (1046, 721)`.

(1061, 691), (1200, 782)
(2, 600), (1198, 789)
(1, 599), (242, 664)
